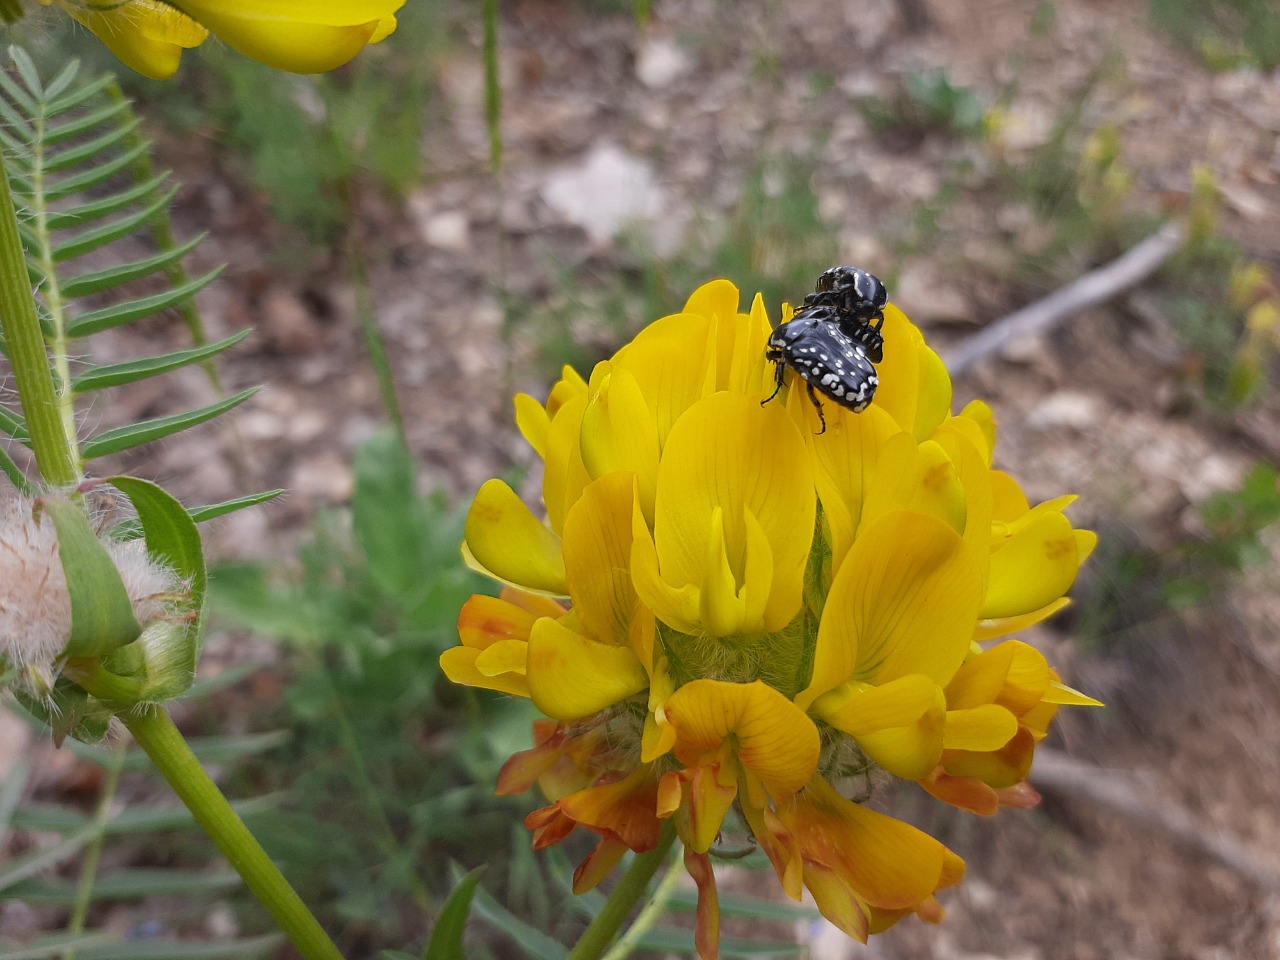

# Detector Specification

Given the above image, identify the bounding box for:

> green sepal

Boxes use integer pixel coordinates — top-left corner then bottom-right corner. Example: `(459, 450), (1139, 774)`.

(41, 493), (141, 659)
(13, 677), (113, 747)
(102, 477), (207, 701)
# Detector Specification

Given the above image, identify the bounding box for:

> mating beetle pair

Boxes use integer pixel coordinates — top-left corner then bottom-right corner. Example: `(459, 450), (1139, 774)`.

(763, 266), (888, 433)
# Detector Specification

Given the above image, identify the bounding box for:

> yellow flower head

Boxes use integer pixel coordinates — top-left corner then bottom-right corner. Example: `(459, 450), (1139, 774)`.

(443, 278), (1100, 954)
(45, 0), (403, 78)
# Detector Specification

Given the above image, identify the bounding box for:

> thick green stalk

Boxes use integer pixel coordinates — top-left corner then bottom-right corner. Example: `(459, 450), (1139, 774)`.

(122, 709), (346, 960)
(566, 823), (677, 960)
(0, 154), (76, 485)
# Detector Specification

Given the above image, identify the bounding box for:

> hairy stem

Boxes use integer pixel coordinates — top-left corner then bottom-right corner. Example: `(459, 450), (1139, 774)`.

(0, 153), (76, 485)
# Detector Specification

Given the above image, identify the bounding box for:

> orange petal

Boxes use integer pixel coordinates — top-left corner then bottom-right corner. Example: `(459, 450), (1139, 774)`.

(558, 768), (663, 851)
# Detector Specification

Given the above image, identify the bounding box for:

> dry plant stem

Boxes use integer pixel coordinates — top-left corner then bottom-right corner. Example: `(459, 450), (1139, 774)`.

(943, 221), (1187, 375)
(122, 708), (347, 960)
(567, 823), (677, 960)
(0, 154), (76, 486)
(1032, 748), (1280, 890)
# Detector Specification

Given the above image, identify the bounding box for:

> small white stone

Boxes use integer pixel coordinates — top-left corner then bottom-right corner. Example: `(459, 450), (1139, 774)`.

(636, 36), (691, 89)
(1028, 391), (1102, 429)
(421, 210), (472, 251)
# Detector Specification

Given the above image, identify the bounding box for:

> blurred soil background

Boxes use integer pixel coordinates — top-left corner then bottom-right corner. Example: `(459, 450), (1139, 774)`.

(3, 0), (1280, 958)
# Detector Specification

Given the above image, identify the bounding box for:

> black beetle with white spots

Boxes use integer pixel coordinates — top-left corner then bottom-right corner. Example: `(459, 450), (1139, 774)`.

(762, 266), (888, 434)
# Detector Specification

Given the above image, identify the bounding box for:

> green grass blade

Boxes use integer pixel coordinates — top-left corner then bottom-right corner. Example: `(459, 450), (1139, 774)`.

(0, 757), (28, 834)
(61, 231), (204, 297)
(80, 387), (258, 460)
(65, 265), (224, 337)
(10, 795), (278, 836)
(5, 868), (241, 904)
(61, 730), (290, 771)
(0, 932), (117, 960)
(44, 172), (171, 230)
(74, 935), (284, 960)
(51, 184), (178, 261)
(424, 867), (484, 960)
(467, 880), (568, 960)
(0, 824), (101, 892)
(72, 329), (250, 392)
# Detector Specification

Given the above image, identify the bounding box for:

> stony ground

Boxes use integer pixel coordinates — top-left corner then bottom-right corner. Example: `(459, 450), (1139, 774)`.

(5, 0), (1280, 957)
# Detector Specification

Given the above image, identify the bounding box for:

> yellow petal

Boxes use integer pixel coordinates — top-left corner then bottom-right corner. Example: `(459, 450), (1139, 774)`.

(464, 480), (567, 595)
(667, 680), (820, 799)
(611, 312), (714, 447)
(543, 394), (591, 536)
(650, 392), (814, 635)
(943, 704), (1019, 751)
(170, 0), (403, 73)
(801, 510), (984, 709)
(872, 306), (952, 441)
(1042, 680), (1104, 707)
(807, 404), (899, 577)
(514, 392), (550, 459)
(439, 647), (530, 698)
(562, 473), (639, 647)
(579, 366), (660, 524)
(812, 676), (946, 780)
(66, 1), (207, 80)
(983, 509), (1082, 619)
(957, 400), (997, 464)
(972, 597), (1070, 642)
(526, 618), (648, 720)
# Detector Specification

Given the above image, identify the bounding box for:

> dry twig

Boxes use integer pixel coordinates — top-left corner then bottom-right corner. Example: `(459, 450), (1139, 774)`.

(943, 222), (1187, 375)
(1032, 748), (1280, 890)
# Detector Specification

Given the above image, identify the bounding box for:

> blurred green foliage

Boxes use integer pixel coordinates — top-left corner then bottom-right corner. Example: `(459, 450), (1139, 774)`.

(1149, 0), (1280, 69)
(1075, 461), (1280, 647)
(210, 431), (535, 950)
(861, 67), (987, 141)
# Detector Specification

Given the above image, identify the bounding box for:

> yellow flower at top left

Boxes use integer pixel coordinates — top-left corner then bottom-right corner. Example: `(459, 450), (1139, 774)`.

(44, 0), (404, 79)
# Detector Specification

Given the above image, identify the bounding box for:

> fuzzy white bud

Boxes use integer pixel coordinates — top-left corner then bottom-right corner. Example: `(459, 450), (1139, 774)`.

(0, 496), (179, 690)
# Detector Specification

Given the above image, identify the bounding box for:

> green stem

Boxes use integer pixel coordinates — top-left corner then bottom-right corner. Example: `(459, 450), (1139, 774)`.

(566, 823), (677, 960)
(600, 846), (684, 960)
(0, 152), (76, 485)
(121, 708), (346, 960)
